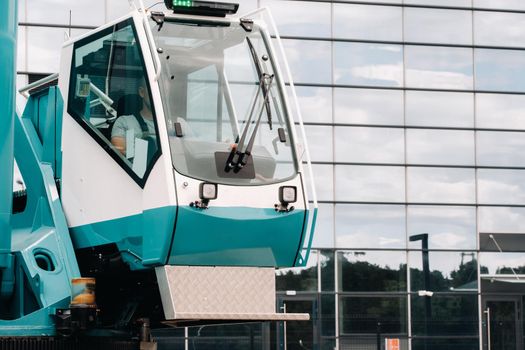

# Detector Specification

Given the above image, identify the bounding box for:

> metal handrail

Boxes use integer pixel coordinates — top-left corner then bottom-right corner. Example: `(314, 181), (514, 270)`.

(18, 73), (59, 98)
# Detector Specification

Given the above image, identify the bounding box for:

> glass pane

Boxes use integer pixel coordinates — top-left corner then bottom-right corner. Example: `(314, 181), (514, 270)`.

(320, 250), (335, 292)
(477, 131), (525, 167)
(404, 8), (472, 45)
(475, 49), (525, 92)
(68, 20), (160, 179)
(332, 4), (402, 41)
(406, 129), (475, 166)
(475, 11), (525, 48)
(409, 251), (478, 292)
(334, 43), (403, 87)
(335, 165), (405, 202)
(405, 46), (473, 90)
(478, 169), (525, 205)
(338, 251), (407, 292)
(153, 22), (297, 185)
(305, 125), (333, 162)
(476, 93), (525, 130)
(480, 252), (525, 274)
(276, 250), (318, 291)
(407, 168), (476, 204)
(335, 127), (405, 164)
(313, 204), (334, 249)
(27, 27), (64, 73)
(474, 0), (525, 10)
(405, 91), (474, 128)
(261, 0), (331, 37)
(405, 0), (471, 5)
(334, 88), (404, 126)
(412, 338), (480, 350)
(294, 86), (332, 124)
(408, 206), (477, 250)
(340, 295), (408, 334)
(27, 0), (105, 26)
(320, 294), (335, 337)
(335, 204), (406, 249)
(411, 294), (479, 336)
(307, 164), (333, 201)
(282, 39), (332, 84)
(479, 206), (525, 233)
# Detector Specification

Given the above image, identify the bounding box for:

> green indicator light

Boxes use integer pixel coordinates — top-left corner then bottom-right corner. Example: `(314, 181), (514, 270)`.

(173, 0), (193, 6)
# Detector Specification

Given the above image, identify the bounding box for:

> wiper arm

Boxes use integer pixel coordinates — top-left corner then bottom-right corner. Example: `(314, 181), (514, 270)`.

(246, 37), (272, 130)
(227, 74), (274, 171)
(225, 73), (265, 170)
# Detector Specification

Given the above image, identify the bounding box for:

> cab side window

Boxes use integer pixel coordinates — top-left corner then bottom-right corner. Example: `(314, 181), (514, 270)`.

(68, 19), (160, 183)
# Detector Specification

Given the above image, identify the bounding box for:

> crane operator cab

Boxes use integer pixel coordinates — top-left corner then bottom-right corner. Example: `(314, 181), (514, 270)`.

(57, 0), (317, 324)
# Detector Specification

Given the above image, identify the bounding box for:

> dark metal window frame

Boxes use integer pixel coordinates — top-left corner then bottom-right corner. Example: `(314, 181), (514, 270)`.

(66, 17), (162, 189)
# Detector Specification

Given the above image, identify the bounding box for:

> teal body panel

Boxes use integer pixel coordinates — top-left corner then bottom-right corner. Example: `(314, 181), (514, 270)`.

(69, 206), (177, 270)
(0, 0), (17, 263)
(70, 205), (307, 269)
(1, 88), (80, 335)
(168, 206), (306, 267)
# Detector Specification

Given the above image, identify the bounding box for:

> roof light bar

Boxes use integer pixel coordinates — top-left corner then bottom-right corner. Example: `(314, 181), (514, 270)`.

(164, 0), (239, 17)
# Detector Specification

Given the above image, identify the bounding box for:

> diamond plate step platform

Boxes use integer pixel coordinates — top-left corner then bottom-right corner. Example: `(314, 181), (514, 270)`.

(155, 266), (309, 324)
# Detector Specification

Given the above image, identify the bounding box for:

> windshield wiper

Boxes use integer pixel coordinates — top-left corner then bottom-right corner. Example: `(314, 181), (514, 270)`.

(246, 37), (272, 130)
(225, 74), (274, 172)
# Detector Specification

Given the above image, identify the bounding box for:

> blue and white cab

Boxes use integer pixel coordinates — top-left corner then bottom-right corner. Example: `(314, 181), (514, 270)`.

(58, 0), (317, 271)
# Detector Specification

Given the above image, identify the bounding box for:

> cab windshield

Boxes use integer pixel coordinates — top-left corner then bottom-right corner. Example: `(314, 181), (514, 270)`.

(151, 19), (297, 185)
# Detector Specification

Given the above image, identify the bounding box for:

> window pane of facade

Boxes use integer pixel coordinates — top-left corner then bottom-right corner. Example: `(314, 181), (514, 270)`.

(476, 93), (525, 130)
(334, 88), (404, 126)
(261, 0), (331, 38)
(475, 11), (525, 48)
(320, 250), (335, 292)
(335, 165), (405, 202)
(338, 251), (407, 292)
(281, 39), (332, 84)
(478, 169), (525, 205)
(406, 129), (475, 166)
(335, 127), (405, 164)
(479, 206), (525, 234)
(473, 0), (525, 10)
(405, 46), (473, 90)
(333, 4), (402, 41)
(320, 294), (335, 337)
(340, 296), (408, 335)
(306, 164), (333, 201)
(313, 204), (335, 249)
(405, 0), (471, 6)
(304, 125), (333, 162)
(276, 250), (318, 292)
(475, 49), (525, 92)
(407, 206), (477, 250)
(477, 131), (525, 167)
(294, 86), (332, 124)
(410, 294), (479, 336)
(409, 251), (478, 292)
(335, 204), (406, 249)
(479, 252), (525, 275)
(334, 43), (403, 87)
(405, 91), (474, 128)
(412, 338), (480, 350)
(407, 168), (476, 204)
(404, 8), (472, 45)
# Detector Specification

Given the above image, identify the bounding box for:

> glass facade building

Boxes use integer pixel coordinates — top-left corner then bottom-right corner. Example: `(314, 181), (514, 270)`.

(15, 0), (525, 349)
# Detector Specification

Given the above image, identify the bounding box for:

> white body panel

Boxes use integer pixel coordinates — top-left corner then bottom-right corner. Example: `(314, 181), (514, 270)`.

(59, 13), (176, 228)
(174, 171), (306, 210)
